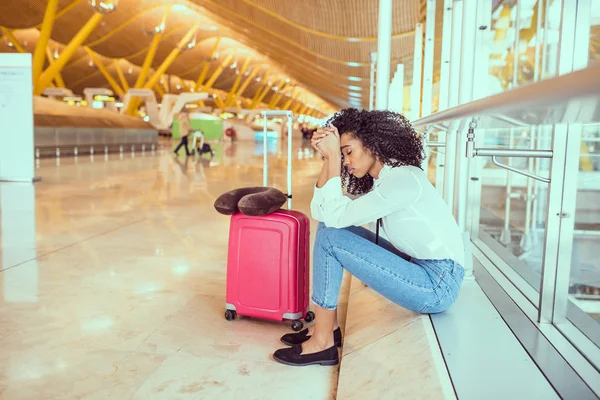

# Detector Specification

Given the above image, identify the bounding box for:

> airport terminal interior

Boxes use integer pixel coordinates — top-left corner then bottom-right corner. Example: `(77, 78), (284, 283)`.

(1, 0), (600, 399)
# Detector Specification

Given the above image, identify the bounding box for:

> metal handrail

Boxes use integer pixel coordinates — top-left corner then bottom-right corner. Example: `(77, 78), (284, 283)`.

(411, 64), (600, 128)
(491, 156), (550, 183)
(465, 119), (553, 184)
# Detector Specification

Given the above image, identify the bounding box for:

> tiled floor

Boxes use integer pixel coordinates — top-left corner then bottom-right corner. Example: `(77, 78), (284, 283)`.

(0, 140), (347, 399)
(0, 139), (451, 399)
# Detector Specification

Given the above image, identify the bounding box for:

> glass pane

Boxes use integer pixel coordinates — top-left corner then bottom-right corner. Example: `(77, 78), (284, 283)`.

(567, 124), (600, 334)
(591, 4), (600, 66)
(424, 129), (445, 191)
(488, 0), (562, 93)
(475, 125), (553, 294)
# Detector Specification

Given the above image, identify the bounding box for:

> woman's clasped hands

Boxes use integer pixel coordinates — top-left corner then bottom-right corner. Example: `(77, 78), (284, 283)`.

(311, 126), (340, 160)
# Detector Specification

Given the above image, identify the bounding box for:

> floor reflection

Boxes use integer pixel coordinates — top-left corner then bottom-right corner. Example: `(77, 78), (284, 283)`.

(0, 138), (336, 399)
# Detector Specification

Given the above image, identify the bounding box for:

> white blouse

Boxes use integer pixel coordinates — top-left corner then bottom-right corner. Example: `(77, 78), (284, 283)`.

(310, 164), (465, 265)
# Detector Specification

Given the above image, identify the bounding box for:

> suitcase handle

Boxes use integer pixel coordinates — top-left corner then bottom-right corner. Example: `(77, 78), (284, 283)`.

(261, 110), (294, 209)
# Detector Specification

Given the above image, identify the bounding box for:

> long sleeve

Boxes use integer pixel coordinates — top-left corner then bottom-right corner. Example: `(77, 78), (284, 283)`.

(310, 183), (326, 222)
(313, 168), (423, 229)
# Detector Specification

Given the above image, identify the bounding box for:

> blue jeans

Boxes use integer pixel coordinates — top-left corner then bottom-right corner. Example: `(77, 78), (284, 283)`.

(312, 222), (464, 313)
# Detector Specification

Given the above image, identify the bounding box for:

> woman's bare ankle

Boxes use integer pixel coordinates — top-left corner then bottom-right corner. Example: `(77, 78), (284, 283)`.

(310, 331), (335, 348)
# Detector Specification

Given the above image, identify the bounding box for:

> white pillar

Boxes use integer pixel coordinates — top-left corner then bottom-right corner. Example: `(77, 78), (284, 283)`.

(447, 0), (463, 109)
(435, 0), (454, 195)
(453, 0), (477, 231)
(389, 64), (404, 113)
(410, 23), (424, 121)
(0, 53), (35, 182)
(443, 0), (463, 208)
(369, 52), (377, 110)
(421, 0), (436, 117)
(458, 0), (477, 106)
(437, 0), (454, 112)
(375, 0), (393, 110)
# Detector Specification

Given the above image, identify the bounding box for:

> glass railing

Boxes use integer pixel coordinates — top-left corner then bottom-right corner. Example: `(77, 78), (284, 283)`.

(409, 0), (600, 395)
(413, 62), (600, 398)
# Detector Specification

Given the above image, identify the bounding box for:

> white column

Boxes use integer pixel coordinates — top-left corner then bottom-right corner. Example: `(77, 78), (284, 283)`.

(435, 0), (454, 195)
(437, 0), (454, 112)
(375, 0), (393, 110)
(442, 0), (463, 209)
(465, 0), (492, 241)
(388, 64), (404, 113)
(410, 23), (424, 121)
(447, 0), (463, 109)
(421, 0), (436, 117)
(451, 0), (478, 280)
(369, 52), (377, 110)
(540, 0), (592, 324)
(0, 53), (35, 182)
(453, 0), (477, 231)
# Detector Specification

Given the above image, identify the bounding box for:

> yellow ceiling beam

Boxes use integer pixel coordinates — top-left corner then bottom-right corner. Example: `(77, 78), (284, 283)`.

(161, 76), (170, 93)
(133, 33), (161, 87)
(122, 25), (199, 115)
(154, 83), (165, 97)
(32, 0), (59, 85)
(281, 89), (298, 110)
(292, 99), (305, 114)
(35, 12), (104, 95)
(143, 25), (200, 91)
(234, 67), (261, 98)
(250, 71), (272, 104)
(114, 60), (129, 91)
(68, 23), (188, 69)
(85, 4), (168, 48)
(200, 49), (237, 92)
(213, 93), (226, 109)
(251, 83), (266, 104)
(252, 77), (284, 109)
(69, 25), (354, 105)
(225, 58), (251, 107)
(194, 37), (222, 91)
(45, 47), (66, 88)
(124, 22), (165, 114)
(134, 8), (170, 89)
(84, 47), (124, 97)
(0, 28), (27, 53)
(268, 82), (289, 108)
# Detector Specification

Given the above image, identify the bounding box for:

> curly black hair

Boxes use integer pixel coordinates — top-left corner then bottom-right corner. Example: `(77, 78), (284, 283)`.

(323, 108), (424, 195)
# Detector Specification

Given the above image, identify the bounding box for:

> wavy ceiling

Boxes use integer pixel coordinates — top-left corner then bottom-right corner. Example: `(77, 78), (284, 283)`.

(0, 0), (423, 114)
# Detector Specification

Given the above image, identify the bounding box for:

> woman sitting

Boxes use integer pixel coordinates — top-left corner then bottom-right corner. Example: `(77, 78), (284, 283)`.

(273, 108), (465, 367)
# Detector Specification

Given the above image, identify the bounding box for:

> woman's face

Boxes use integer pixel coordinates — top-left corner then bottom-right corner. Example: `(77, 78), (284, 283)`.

(340, 133), (378, 179)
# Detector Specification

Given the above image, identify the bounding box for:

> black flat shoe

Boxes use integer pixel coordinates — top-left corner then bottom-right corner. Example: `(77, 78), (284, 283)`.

(273, 344), (339, 366)
(280, 327), (343, 347)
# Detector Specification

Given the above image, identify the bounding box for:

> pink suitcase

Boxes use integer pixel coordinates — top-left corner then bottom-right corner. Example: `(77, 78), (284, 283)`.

(223, 111), (314, 331)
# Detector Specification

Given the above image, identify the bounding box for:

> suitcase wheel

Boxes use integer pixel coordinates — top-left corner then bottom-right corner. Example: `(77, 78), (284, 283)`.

(225, 310), (237, 321)
(291, 320), (304, 332)
(305, 311), (315, 323)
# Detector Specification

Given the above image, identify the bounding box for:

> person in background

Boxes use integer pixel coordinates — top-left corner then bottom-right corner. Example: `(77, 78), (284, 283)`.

(174, 109), (192, 156)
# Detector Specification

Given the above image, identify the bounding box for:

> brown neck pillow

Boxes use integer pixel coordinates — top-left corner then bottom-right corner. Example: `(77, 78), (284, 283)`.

(214, 186), (288, 216)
